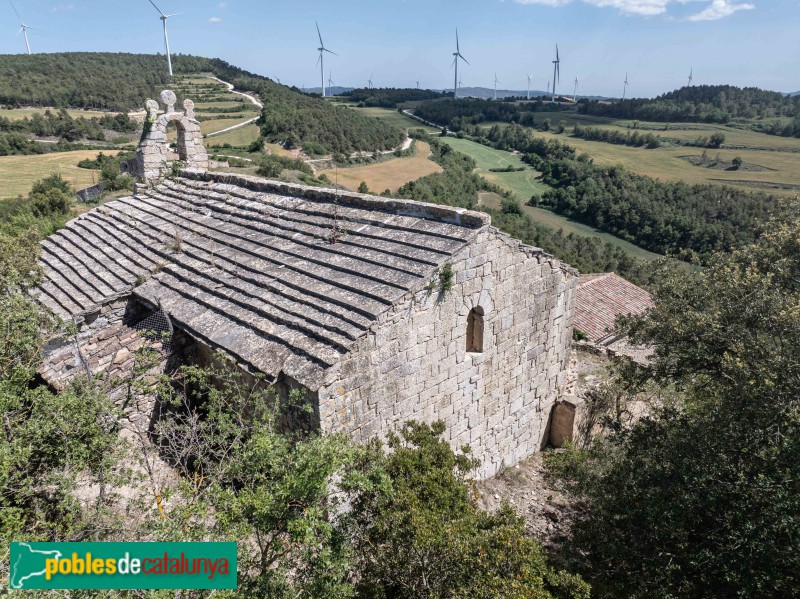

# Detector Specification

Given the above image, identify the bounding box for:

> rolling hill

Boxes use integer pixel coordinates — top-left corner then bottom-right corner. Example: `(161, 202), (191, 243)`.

(0, 53), (404, 155)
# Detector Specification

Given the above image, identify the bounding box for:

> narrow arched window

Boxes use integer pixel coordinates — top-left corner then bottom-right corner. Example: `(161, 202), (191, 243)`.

(466, 307), (485, 353)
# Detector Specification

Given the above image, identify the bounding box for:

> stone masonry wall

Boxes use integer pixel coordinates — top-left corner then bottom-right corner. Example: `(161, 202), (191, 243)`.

(318, 227), (576, 480)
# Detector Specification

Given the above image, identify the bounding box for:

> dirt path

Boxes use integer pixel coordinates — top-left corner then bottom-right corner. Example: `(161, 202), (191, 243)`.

(206, 76), (263, 138)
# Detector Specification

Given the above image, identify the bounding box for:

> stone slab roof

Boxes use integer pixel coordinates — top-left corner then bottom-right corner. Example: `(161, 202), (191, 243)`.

(574, 272), (654, 344)
(37, 170), (489, 389)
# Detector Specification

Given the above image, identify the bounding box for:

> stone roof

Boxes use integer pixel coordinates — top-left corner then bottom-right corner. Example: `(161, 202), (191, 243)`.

(37, 170), (489, 389)
(574, 272), (654, 344)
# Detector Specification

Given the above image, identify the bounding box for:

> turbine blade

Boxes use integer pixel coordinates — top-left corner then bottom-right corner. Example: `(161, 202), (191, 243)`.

(8, 0), (22, 23)
(324, 48), (338, 56)
(163, 12), (182, 18)
(315, 53), (321, 68)
(456, 29), (460, 53)
(316, 22), (323, 46)
(556, 44), (559, 62)
(148, 0), (166, 17)
(460, 54), (470, 66)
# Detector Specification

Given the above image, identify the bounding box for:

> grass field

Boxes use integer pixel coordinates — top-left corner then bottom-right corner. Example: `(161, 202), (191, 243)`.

(0, 107), (117, 121)
(344, 105), (440, 134)
(530, 130), (800, 194)
(439, 137), (550, 199)
(207, 123), (261, 148)
(318, 141), (442, 193)
(0, 150), (120, 198)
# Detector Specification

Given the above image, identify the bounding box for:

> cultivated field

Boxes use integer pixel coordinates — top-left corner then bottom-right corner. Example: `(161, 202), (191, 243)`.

(479, 113), (800, 195)
(207, 123), (261, 148)
(530, 130), (800, 195)
(0, 107), (117, 121)
(0, 150), (120, 199)
(318, 141), (442, 192)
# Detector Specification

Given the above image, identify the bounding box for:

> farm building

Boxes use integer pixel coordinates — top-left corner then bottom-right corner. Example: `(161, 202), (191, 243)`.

(36, 92), (578, 480)
(574, 272), (654, 344)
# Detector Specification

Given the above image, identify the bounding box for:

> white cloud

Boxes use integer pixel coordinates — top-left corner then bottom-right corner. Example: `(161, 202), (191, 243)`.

(687, 0), (753, 20)
(208, 16), (222, 22)
(583, 0), (671, 16)
(49, 3), (76, 12)
(513, 0), (755, 18)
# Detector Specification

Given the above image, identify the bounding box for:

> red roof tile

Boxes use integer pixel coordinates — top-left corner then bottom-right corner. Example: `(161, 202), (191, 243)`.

(575, 273), (654, 343)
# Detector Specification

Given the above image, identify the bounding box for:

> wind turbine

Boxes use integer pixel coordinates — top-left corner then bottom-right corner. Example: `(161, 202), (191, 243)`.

(328, 70), (335, 91)
(315, 22), (337, 97)
(622, 73), (629, 100)
(551, 45), (560, 102)
(148, 0), (180, 77)
(573, 77), (578, 102)
(547, 81), (550, 95)
(451, 29), (469, 99)
(527, 74), (533, 100)
(10, 1), (39, 55)
(687, 67), (693, 87)
(493, 73), (499, 100)
(415, 80), (420, 89)
(368, 73), (374, 89)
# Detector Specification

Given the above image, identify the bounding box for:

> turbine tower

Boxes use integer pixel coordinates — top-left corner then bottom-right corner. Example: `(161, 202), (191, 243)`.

(148, 0), (180, 77)
(527, 74), (533, 100)
(547, 81), (550, 95)
(622, 73), (629, 100)
(10, 1), (39, 55)
(494, 73), (499, 100)
(551, 45), (560, 102)
(451, 29), (469, 99)
(687, 67), (693, 87)
(573, 77), (578, 102)
(315, 22), (337, 97)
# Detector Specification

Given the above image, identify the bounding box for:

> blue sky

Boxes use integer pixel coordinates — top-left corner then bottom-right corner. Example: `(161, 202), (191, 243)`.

(1, 0), (797, 97)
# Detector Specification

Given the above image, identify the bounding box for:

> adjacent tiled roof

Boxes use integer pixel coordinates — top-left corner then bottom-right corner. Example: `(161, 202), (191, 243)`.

(574, 272), (654, 343)
(37, 171), (489, 389)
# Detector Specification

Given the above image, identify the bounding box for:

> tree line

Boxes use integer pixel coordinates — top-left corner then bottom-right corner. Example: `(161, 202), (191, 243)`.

(580, 84), (800, 123)
(344, 87), (446, 108)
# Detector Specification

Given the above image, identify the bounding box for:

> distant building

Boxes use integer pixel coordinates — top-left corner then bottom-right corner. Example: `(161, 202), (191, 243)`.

(574, 272), (654, 345)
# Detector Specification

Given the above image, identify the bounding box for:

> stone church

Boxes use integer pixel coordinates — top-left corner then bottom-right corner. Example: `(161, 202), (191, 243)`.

(37, 91), (577, 480)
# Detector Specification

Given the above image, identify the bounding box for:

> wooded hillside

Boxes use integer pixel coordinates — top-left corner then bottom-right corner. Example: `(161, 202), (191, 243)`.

(580, 85), (800, 123)
(0, 53), (404, 155)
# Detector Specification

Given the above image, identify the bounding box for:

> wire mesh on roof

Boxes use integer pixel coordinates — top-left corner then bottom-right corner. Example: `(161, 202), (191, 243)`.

(133, 308), (174, 354)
